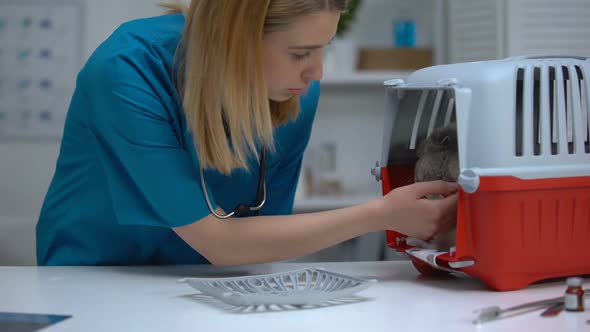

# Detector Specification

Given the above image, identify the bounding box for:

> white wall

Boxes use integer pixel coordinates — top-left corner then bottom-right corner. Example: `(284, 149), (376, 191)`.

(0, 0), (428, 265)
(307, 85), (384, 196)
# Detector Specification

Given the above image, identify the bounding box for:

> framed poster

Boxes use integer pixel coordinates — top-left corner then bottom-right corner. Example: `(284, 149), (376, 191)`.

(0, 0), (84, 140)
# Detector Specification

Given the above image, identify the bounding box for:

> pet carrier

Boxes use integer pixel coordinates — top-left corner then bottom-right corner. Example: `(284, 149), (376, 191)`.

(371, 55), (590, 291)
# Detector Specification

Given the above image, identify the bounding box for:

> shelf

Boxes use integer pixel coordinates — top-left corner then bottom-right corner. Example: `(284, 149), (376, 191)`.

(320, 70), (413, 85)
(293, 193), (381, 212)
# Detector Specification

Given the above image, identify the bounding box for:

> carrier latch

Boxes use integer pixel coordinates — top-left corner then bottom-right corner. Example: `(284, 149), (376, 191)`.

(458, 169), (480, 193)
(370, 161), (381, 182)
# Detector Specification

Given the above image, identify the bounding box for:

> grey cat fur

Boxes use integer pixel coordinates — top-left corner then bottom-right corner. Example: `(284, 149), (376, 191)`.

(415, 124), (459, 183)
(413, 124), (459, 250)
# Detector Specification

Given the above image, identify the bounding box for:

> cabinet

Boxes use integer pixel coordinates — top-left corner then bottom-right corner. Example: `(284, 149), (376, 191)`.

(447, 0), (590, 63)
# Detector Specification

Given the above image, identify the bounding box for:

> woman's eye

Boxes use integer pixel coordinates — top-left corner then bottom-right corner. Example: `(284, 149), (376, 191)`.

(291, 52), (311, 61)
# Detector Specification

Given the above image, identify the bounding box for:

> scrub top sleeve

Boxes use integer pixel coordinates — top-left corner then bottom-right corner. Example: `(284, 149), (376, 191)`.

(82, 52), (215, 228)
(262, 81), (320, 215)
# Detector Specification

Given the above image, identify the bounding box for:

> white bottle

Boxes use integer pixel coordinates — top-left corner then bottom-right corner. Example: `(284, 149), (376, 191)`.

(564, 277), (585, 312)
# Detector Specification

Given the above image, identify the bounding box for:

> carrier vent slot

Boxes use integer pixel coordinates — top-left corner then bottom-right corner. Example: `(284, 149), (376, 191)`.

(433, 90), (456, 129)
(516, 64), (588, 156)
(409, 89), (456, 150)
(427, 90), (444, 136)
(409, 91), (429, 150)
(515, 68), (525, 156)
(567, 64), (587, 154)
(579, 65), (590, 153)
(549, 66), (558, 155)
(444, 97), (455, 126)
(533, 67), (542, 156)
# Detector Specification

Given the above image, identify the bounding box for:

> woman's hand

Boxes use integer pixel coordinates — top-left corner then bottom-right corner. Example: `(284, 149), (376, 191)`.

(371, 180), (458, 240)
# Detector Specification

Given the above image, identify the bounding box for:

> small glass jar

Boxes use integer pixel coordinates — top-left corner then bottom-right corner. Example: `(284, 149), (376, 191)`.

(564, 277), (585, 312)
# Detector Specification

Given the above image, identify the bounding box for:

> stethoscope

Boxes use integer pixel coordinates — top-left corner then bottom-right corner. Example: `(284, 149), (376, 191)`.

(199, 147), (267, 219)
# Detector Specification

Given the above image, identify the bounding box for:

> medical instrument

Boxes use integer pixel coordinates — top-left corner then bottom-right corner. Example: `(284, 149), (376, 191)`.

(200, 147), (266, 219)
(474, 289), (590, 324)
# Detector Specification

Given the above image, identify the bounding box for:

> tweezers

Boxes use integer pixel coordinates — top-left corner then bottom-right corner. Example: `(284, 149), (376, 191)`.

(473, 288), (590, 324)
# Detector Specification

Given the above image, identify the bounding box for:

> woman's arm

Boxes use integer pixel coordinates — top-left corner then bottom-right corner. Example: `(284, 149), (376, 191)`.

(174, 200), (378, 266)
(174, 180), (457, 266)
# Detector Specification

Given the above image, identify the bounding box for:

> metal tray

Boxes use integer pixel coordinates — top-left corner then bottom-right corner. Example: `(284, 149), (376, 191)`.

(180, 268), (377, 306)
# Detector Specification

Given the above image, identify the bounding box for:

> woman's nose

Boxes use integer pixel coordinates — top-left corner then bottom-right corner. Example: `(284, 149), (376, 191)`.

(302, 54), (323, 82)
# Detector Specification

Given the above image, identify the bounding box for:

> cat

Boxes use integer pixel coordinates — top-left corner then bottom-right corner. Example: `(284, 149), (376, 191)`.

(412, 124), (459, 251)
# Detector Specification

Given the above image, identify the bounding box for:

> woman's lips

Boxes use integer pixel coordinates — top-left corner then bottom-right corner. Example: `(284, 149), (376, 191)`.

(288, 88), (304, 95)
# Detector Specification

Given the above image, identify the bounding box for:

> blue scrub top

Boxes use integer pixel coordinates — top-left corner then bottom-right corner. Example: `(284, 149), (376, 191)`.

(36, 14), (320, 266)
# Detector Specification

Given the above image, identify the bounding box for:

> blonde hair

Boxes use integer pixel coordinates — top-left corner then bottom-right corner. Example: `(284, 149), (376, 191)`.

(161, 0), (348, 175)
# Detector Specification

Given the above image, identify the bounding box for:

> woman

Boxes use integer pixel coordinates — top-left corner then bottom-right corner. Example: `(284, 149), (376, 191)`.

(36, 0), (458, 266)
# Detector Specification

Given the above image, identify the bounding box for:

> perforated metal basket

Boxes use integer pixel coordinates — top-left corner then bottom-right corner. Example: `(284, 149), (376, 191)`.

(180, 268), (377, 306)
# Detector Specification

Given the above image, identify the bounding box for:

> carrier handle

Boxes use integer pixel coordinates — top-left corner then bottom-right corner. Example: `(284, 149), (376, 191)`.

(506, 55), (589, 61)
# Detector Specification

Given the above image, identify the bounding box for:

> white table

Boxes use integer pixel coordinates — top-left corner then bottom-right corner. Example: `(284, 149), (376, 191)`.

(1, 261), (588, 332)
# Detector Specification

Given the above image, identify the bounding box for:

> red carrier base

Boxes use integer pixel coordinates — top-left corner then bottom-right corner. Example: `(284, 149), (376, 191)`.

(381, 164), (590, 291)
